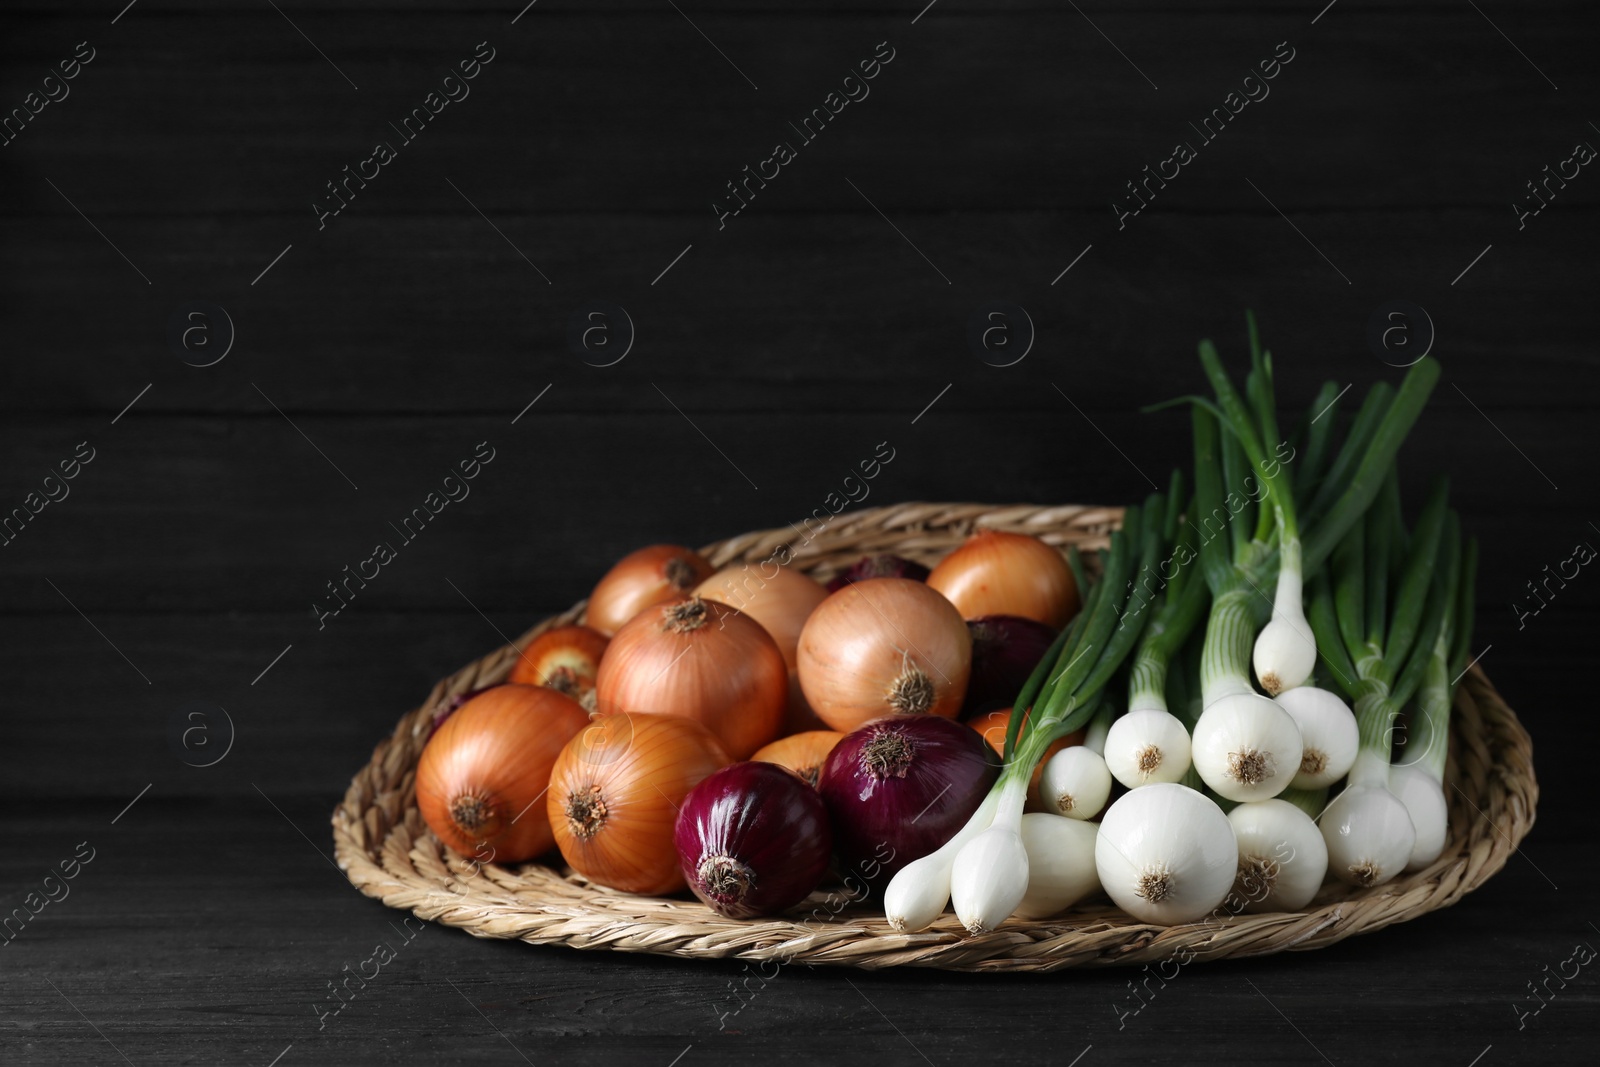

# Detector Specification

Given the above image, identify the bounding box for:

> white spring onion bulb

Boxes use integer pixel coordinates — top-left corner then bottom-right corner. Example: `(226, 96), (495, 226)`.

(1014, 814), (1100, 919)
(1274, 686), (1359, 789)
(1103, 708), (1192, 788)
(1252, 615), (1317, 697)
(950, 823), (1030, 934)
(1190, 692), (1303, 803)
(1226, 799), (1328, 912)
(1319, 754), (1417, 887)
(883, 850), (955, 934)
(883, 793), (999, 933)
(1094, 783), (1237, 926)
(1038, 746), (1112, 820)
(1389, 762), (1448, 871)
(1253, 545), (1316, 696)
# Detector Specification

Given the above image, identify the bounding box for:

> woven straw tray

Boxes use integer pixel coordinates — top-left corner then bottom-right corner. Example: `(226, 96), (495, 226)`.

(331, 503), (1538, 972)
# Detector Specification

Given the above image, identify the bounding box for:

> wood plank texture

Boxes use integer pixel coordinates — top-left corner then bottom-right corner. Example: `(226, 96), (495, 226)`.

(2, 0), (1596, 1063)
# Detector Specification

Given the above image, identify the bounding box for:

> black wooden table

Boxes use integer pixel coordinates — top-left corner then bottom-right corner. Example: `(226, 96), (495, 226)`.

(3, 2), (1596, 1063)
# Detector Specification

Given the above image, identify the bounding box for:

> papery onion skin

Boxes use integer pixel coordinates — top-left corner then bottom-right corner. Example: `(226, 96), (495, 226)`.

(586, 544), (715, 636)
(547, 712), (730, 895)
(429, 684), (499, 737)
(816, 714), (1000, 885)
(697, 565), (830, 733)
(926, 531), (1079, 628)
(751, 731), (844, 788)
(596, 596), (787, 759)
(507, 625), (609, 703)
(963, 615), (1058, 715)
(798, 578), (972, 733)
(696, 567), (827, 668)
(674, 762), (833, 919)
(417, 685), (591, 863)
(826, 554), (931, 592)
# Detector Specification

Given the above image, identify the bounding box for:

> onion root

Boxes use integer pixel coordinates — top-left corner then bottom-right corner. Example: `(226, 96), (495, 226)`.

(566, 785), (608, 839)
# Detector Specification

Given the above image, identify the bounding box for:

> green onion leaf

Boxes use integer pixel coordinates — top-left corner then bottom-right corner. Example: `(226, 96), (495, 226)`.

(1305, 382), (1394, 524)
(1303, 358), (1441, 572)
(1295, 380), (1343, 504)
(1450, 536), (1480, 686)
(1332, 517), (1368, 666)
(1308, 576), (1360, 699)
(1383, 476), (1450, 671)
(1392, 511), (1461, 708)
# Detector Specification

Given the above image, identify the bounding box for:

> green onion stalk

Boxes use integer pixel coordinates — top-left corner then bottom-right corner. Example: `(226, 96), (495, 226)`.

(1389, 517), (1476, 869)
(1163, 555), (1324, 817)
(1186, 401), (1307, 802)
(1200, 318), (1316, 697)
(1100, 493), (1211, 789)
(884, 490), (1168, 934)
(1404, 524), (1477, 786)
(1307, 477), (1458, 885)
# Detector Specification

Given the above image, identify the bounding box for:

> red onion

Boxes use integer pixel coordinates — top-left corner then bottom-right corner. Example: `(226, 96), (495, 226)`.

(825, 554), (931, 593)
(962, 615), (1058, 715)
(817, 715), (1000, 886)
(674, 762), (833, 919)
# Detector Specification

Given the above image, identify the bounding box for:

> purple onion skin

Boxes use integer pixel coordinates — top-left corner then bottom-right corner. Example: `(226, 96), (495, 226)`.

(962, 615), (1058, 717)
(817, 715), (1001, 887)
(825, 554), (931, 593)
(675, 762), (833, 919)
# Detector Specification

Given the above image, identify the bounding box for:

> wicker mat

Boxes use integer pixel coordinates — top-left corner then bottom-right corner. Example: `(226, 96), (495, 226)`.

(331, 503), (1537, 972)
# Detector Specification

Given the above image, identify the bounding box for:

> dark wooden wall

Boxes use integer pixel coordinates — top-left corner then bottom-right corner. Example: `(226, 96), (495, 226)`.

(3, 2), (1596, 1064)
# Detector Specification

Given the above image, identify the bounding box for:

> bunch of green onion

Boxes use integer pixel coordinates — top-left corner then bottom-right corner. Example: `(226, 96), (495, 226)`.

(886, 316), (1477, 933)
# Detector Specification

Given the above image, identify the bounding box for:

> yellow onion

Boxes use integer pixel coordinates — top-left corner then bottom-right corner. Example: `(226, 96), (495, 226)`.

(547, 712), (730, 894)
(586, 544), (714, 636)
(417, 685), (591, 863)
(696, 565), (829, 733)
(797, 578), (971, 733)
(751, 730), (843, 788)
(926, 530), (1079, 628)
(595, 596), (787, 759)
(507, 624), (608, 713)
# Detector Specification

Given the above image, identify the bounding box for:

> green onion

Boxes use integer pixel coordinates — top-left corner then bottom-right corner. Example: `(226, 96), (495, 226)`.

(1105, 574), (1208, 788)
(1389, 510), (1464, 869)
(889, 314), (1466, 934)
(1186, 398), (1306, 802)
(1316, 477), (1455, 886)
